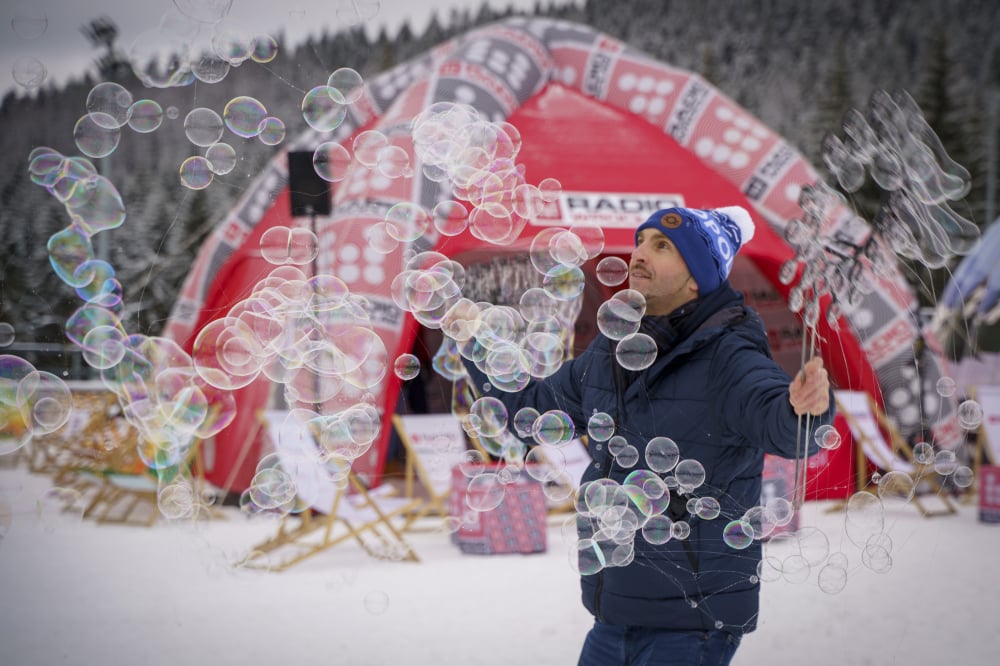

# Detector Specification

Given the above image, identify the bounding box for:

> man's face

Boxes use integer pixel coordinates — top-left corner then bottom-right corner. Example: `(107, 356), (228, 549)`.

(629, 228), (698, 316)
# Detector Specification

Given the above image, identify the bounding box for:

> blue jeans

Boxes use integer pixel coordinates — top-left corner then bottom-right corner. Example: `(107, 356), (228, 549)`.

(578, 621), (741, 666)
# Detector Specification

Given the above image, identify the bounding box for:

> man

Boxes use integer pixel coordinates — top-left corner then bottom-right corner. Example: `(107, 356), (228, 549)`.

(462, 205), (833, 666)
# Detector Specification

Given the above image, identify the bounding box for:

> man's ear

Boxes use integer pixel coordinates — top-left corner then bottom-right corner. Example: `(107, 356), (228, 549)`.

(687, 276), (699, 295)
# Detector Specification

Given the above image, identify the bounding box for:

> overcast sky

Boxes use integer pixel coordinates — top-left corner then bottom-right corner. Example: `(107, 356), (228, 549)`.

(2, 0), (577, 95)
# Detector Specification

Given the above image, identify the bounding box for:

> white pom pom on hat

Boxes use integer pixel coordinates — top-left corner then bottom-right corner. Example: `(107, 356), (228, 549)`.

(716, 205), (755, 246)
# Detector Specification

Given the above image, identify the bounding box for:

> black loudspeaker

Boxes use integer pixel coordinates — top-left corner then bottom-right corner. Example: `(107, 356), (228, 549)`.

(287, 150), (332, 217)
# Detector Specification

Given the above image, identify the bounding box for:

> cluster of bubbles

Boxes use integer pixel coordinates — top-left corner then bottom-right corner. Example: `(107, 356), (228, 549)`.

(29, 147), (126, 284)
(29, 0), (379, 195)
(0, 354), (73, 456)
(22, 146), (237, 520)
(411, 102), (565, 246)
(760, 474), (928, 594)
(444, 410), (842, 577)
(13, 17), (417, 528)
(60, 63), (292, 192)
(824, 90), (978, 267)
(566, 434), (800, 576)
(126, 3), (279, 90)
(756, 381), (980, 594)
(177, 63), (366, 191)
(192, 263), (388, 435)
(780, 90), (979, 328)
(72, 82), (168, 160)
(186, 246), (411, 519)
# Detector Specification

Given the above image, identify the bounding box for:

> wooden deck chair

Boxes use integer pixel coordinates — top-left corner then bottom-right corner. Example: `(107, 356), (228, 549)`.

(28, 389), (121, 476)
(38, 389), (218, 527)
(834, 390), (956, 517)
(969, 385), (1000, 483)
(25, 389), (153, 524)
(241, 410), (422, 571)
(392, 413), (474, 522)
(81, 440), (219, 527)
(532, 438), (593, 513)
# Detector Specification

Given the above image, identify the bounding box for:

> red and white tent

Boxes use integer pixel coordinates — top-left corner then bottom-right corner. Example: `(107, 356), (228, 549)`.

(165, 17), (960, 498)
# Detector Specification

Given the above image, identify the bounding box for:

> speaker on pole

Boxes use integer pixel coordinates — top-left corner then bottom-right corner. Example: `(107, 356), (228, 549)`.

(287, 150), (332, 217)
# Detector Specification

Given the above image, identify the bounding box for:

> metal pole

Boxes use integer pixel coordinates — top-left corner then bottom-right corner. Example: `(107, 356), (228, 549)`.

(986, 90), (998, 225)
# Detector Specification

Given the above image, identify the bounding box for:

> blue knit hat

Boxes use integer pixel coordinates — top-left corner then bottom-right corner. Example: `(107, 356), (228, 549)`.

(634, 206), (756, 293)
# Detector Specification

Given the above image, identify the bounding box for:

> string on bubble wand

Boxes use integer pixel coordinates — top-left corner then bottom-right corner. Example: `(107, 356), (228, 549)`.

(793, 305), (819, 509)
(783, 88), (979, 512)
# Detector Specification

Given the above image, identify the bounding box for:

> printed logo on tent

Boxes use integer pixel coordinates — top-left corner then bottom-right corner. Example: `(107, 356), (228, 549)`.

(532, 191), (684, 229)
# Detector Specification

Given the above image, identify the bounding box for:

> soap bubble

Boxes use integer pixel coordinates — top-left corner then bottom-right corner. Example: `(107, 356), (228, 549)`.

(179, 156), (214, 190)
(587, 412), (615, 442)
(223, 96), (267, 138)
(814, 424), (841, 449)
(595, 256), (628, 286)
(935, 376), (956, 397)
(465, 472), (505, 511)
(328, 67), (365, 103)
(302, 85), (348, 132)
(723, 519), (754, 549)
(128, 100), (164, 133)
(184, 108), (225, 147)
(205, 143), (237, 175)
(818, 563), (848, 594)
(86, 82), (133, 129)
(393, 354), (420, 381)
(615, 333), (657, 371)
(957, 400), (983, 430)
(12, 56), (47, 89)
(74, 114), (121, 158)
(11, 4), (48, 40)
(674, 459), (706, 492)
(313, 142), (351, 183)
(645, 437), (680, 473)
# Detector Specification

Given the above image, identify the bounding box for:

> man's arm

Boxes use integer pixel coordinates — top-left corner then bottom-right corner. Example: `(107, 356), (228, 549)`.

(713, 340), (835, 459)
(459, 341), (592, 441)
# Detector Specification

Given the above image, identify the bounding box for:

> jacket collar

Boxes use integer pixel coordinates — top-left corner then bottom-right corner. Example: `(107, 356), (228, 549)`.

(644, 281), (745, 354)
(612, 282), (748, 396)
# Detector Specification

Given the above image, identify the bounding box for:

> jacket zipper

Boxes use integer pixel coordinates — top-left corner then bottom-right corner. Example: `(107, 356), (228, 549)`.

(589, 307), (745, 622)
(592, 346), (633, 621)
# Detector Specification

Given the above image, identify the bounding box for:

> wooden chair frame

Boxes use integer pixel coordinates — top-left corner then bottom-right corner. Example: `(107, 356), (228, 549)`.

(33, 388), (219, 527)
(241, 410), (422, 571)
(834, 390), (956, 517)
(393, 412), (483, 522)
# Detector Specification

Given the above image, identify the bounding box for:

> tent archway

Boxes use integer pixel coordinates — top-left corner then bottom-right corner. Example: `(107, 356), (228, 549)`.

(166, 17), (960, 493)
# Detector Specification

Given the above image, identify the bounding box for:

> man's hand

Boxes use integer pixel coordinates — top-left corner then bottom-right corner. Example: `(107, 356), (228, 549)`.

(789, 356), (830, 416)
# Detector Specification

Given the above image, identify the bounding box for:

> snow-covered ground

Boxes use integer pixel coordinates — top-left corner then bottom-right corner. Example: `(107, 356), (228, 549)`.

(1, 464), (999, 666)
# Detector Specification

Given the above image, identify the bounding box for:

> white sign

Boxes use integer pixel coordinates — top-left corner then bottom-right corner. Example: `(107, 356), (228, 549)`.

(977, 385), (1000, 464)
(397, 414), (470, 496)
(533, 191), (686, 229)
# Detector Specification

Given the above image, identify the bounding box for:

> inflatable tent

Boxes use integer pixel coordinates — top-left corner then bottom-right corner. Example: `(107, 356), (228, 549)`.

(164, 17), (961, 497)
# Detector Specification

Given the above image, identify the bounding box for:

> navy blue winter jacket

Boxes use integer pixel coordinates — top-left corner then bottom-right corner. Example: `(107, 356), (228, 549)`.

(462, 282), (834, 635)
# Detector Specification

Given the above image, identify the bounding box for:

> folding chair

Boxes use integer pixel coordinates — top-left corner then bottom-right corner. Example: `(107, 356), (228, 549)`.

(393, 413), (476, 522)
(28, 389), (122, 476)
(241, 410), (422, 571)
(36, 388), (219, 527)
(81, 440), (219, 527)
(834, 390), (956, 517)
(24, 389), (153, 525)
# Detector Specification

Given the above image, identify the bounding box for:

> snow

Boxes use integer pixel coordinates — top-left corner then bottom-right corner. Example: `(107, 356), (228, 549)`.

(1, 464), (999, 666)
